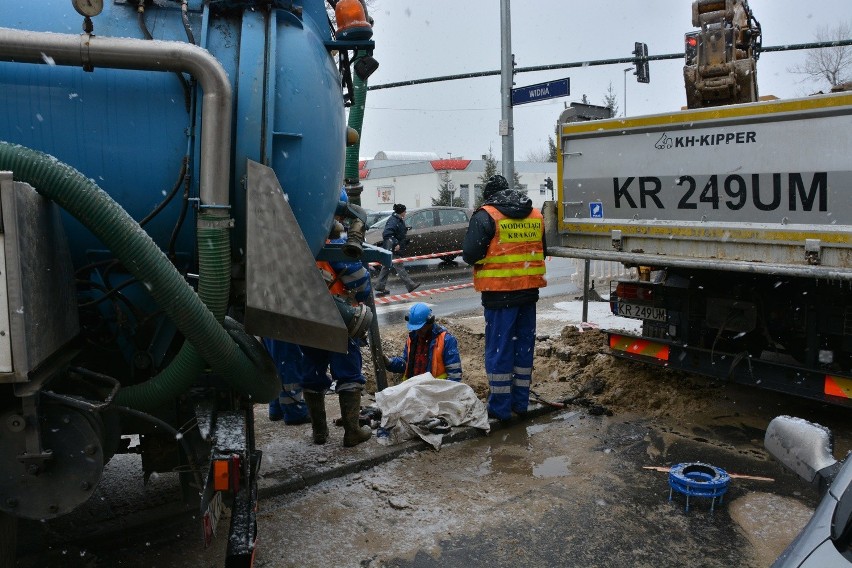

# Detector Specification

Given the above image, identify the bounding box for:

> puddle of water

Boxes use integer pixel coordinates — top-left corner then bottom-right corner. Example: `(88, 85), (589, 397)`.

(533, 455), (571, 478)
(490, 452), (532, 476)
(553, 410), (582, 422)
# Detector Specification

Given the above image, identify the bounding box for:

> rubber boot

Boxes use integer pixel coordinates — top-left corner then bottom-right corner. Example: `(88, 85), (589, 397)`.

(303, 391), (329, 445)
(338, 391), (372, 447)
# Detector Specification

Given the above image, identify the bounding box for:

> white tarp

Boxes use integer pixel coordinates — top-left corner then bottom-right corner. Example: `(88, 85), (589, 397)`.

(374, 374), (490, 450)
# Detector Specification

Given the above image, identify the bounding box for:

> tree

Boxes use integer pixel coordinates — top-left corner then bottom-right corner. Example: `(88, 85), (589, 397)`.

(524, 146), (550, 163)
(475, 146), (524, 207)
(548, 135), (558, 162)
(788, 22), (852, 89)
(475, 147), (499, 207)
(432, 174), (464, 207)
(524, 135), (558, 163)
(603, 82), (619, 117)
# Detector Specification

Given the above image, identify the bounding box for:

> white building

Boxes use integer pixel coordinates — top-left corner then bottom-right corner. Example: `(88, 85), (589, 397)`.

(356, 153), (557, 212)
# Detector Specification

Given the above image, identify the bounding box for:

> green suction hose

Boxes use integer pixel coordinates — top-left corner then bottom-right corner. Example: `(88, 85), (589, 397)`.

(0, 141), (279, 409)
(344, 49), (369, 207)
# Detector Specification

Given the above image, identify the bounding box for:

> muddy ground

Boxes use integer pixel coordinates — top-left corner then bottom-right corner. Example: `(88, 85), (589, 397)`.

(16, 306), (852, 567)
(367, 313), (744, 426)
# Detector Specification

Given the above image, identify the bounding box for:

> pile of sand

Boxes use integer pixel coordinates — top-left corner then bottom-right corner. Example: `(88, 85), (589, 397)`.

(363, 317), (721, 421)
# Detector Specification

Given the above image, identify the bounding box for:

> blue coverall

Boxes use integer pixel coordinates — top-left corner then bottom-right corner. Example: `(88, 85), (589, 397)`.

(301, 236), (373, 394)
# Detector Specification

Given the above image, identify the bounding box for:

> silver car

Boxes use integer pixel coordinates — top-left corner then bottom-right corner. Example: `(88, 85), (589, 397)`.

(365, 206), (472, 262)
(765, 416), (852, 567)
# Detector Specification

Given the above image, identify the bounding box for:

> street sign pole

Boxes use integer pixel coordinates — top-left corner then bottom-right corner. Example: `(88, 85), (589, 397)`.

(500, 0), (515, 188)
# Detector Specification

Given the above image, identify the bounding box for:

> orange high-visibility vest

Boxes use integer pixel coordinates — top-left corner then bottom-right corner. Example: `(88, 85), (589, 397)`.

(317, 260), (347, 297)
(403, 331), (447, 380)
(473, 205), (546, 292)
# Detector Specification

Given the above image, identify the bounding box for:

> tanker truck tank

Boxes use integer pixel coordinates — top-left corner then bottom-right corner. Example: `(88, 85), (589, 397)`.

(0, 0), (378, 564)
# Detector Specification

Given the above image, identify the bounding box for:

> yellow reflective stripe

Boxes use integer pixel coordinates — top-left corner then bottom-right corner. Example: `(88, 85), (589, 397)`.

(479, 252), (544, 264)
(477, 266), (546, 278)
(560, 93), (852, 135)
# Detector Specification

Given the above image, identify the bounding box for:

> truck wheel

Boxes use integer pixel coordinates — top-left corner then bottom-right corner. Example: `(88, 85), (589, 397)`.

(0, 512), (17, 567)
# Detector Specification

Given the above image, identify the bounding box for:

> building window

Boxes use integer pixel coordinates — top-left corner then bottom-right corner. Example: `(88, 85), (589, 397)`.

(459, 184), (469, 207)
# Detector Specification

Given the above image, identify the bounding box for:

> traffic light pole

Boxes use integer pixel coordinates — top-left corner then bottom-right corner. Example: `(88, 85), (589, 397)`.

(499, 0), (515, 187)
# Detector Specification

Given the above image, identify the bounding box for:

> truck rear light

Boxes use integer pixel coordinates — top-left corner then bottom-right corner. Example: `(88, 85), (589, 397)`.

(213, 454), (241, 493)
(614, 282), (654, 301)
(609, 334), (670, 361)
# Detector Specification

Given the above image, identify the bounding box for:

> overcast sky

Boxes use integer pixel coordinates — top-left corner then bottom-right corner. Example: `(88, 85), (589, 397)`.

(356, 0), (849, 161)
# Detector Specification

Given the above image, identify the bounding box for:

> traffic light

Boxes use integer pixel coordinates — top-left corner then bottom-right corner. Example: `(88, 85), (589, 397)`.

(544, 177), (554, 199)
(684, 32), (698, 67)
(633, 42), (649, 84)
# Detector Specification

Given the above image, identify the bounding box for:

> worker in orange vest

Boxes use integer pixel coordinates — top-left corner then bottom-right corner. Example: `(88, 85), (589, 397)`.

(299, 217), (374, 447)
(462, 174), (546, 421)
(385, 303), (462, 382)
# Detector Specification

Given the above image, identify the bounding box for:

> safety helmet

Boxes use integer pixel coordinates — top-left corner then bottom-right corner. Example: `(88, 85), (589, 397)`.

(340, 187), (349, 203)
(405, 302), (434, 331)
(483, 174), (509, 199)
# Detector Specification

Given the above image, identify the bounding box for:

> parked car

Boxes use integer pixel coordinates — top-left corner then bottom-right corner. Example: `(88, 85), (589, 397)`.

(764, 416), (852, 567)
(365, 209), (394, 229)
(365, 206), (472, 262)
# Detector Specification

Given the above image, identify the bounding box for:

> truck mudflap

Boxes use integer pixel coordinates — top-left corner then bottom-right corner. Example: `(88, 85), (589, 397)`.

(608, 332), (852, 408)
(224, 450), (260, 568)
(199, 409), (260, 567)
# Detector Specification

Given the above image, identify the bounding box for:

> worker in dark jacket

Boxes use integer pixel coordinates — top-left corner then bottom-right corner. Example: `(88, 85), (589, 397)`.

(462, 174), (546, 421)
(374, 203), (420, 295)
(385, 303), (462, 382)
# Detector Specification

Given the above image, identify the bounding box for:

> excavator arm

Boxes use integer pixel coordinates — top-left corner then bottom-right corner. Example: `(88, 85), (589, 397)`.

(684, 0), (762, 108)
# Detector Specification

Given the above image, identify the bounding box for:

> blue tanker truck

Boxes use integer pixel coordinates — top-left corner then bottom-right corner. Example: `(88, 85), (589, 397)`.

(0, 1), (381, 564)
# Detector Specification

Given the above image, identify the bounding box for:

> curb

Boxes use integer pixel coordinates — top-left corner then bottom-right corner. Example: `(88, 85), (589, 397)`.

(257, 402), (560, 500)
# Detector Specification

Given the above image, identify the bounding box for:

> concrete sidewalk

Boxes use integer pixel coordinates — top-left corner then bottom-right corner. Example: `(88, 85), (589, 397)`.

(254, 394), (557, 500)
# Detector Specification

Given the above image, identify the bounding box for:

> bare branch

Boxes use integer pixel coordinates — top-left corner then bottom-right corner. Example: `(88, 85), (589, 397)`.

(787, 21), (852, 88)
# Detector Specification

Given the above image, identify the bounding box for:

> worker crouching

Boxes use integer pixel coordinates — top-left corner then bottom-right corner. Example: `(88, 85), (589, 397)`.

(385, 303), (462, 382)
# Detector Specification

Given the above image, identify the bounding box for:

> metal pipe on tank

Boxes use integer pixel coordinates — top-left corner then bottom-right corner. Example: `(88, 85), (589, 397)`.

(0, 28), (231, 212)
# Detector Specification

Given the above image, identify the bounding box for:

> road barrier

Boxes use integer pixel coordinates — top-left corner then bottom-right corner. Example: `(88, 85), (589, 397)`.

(368, 250), (463, 268)
(373, 282), (474, 305)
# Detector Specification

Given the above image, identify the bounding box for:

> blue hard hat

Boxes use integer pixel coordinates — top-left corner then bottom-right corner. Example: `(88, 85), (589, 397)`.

(406, 303), (433, 331)
(340, 188), (349, 203)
